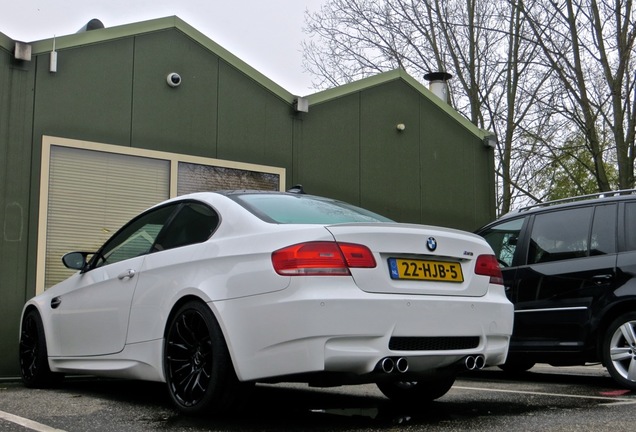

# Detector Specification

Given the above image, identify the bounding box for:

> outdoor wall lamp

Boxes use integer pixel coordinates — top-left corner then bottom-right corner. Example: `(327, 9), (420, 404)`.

(293, 97), (309, 113)
(483, 133), (497, 148)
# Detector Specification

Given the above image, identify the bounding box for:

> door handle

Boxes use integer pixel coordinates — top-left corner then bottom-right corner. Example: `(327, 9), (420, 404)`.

(117, 269), (136, 280)
(51, 297), (61, 309)
(592, 274), (613, 284)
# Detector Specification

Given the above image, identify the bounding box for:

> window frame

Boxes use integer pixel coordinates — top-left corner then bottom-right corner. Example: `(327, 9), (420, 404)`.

(89, 203), (180, 270)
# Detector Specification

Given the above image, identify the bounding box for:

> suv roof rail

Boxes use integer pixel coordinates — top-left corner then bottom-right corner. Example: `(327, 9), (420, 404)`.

(516, 188), (636, 212)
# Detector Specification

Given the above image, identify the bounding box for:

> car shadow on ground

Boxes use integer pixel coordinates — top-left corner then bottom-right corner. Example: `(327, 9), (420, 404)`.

(58, 378), (449, 429)
(52, 372), (606, 431)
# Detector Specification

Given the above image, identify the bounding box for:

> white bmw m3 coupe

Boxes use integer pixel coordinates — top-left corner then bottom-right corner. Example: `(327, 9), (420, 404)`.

(19, 190), (513, 414)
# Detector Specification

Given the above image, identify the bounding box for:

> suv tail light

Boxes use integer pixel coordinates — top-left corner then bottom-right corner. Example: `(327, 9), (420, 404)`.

(475, 255), (504, 285)
(272, 241), (376, 276)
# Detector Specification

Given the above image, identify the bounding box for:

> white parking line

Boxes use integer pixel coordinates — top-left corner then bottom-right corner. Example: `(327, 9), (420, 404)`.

(455, 385), (636, 405)
(0, 410), (66, 432)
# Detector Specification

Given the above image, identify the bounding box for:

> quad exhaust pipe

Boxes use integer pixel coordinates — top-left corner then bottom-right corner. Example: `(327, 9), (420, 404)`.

(379, 357), (409, 373)
(378, 354), (484, 374)
(380, 357), (395, 373)
(395, 357), (409, 373)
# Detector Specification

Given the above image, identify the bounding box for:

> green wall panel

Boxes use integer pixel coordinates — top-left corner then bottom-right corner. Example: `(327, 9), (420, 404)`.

(473, 134), (497, 228)
(131, 30), (219, 157)
(217, 61), (293, 170)
(294, 95), (361, 204)
(33, 38), (134, 146)
(217, 61), (293, 169)
(0, 50), (35, 376)
(359, 81), (421, 222)
(420, 97), (490, 230)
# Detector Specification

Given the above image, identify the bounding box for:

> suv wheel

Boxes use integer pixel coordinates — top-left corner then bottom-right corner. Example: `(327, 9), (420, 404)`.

(376, 375), (456, 403)
(602, 312), (636, 390)
(498, 358), (535, 374)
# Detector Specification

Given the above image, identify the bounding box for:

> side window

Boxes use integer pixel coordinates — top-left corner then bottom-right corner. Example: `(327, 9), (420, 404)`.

(625, 202), (636, 251)
(155, 203), (219, 251)
(94, 204), (177, 268)
(480, 218), (525, 267)
(528, 207), (593, 264)
(590, 204), (617, 255)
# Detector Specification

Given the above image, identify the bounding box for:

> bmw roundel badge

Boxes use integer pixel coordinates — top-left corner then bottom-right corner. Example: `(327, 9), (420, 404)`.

(426, 237), (437, 251)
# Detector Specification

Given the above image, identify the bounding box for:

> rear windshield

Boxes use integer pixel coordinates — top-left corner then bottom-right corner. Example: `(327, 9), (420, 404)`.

(231, 193), (393, 224)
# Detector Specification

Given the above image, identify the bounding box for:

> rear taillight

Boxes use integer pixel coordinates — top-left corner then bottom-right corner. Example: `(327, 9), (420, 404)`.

(272, 241), (376, 276)
(474, 254), (504, 285)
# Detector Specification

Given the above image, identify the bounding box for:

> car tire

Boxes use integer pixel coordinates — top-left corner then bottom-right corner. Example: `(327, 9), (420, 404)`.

(376, 375), (456, 403)
(164, 301), (243, 415)
(498, 359), (535, 374)
(602, 312), (636, 390)
(19, 309), (63, 388)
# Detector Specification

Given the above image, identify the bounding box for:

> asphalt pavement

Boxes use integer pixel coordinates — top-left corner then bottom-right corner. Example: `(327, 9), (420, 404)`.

(1, 364), (634, 431)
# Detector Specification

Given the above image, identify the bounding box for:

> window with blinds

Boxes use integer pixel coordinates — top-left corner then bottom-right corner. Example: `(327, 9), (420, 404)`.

(45, 146), (170, 287)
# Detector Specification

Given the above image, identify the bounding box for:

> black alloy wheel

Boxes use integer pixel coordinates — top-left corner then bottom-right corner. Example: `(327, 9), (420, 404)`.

(602, 312), (636, 390)
(164, 301), (242, 415)
(19, 309), (62, 388)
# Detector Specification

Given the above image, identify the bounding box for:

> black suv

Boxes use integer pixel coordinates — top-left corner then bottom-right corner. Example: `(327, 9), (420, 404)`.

(477, 191), (636, 389)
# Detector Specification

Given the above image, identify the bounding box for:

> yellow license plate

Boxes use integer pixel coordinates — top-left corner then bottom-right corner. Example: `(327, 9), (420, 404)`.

(388, 258), (464, 282)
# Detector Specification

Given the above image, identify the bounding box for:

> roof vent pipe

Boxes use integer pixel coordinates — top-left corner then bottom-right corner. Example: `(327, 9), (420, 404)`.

(77, 19), (105, 33)
(424, 72), (452, 103)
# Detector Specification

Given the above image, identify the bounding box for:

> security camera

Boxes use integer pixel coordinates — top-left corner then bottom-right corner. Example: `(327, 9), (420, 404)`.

(166, 73), (181, 87)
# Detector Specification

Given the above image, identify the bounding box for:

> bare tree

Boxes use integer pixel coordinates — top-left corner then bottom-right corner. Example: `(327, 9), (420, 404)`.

(517, 0), (636, 192)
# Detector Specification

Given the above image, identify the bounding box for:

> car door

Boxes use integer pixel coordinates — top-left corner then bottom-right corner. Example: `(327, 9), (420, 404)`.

(511, 204), (618, 352)
(47, 204), (178, 357)
(479, 216), (527, 302)
(126, 201), (220, 344)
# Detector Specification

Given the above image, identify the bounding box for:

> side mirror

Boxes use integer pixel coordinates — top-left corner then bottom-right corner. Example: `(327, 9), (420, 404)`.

(62, 252), (91, 271)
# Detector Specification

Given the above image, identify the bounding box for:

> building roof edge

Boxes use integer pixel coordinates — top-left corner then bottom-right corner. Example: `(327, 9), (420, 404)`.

(26, 16), (296, 103)
(306, 69), (487, 139)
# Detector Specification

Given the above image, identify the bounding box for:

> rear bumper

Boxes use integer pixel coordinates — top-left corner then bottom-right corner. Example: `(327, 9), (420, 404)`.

(211, 278), (513, 382)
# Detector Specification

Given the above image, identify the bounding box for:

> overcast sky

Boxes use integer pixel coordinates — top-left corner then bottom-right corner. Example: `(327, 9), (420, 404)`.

(0, 0), (326, 95)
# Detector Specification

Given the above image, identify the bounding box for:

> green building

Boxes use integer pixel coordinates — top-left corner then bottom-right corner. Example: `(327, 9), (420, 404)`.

(0, 16), (496, 377)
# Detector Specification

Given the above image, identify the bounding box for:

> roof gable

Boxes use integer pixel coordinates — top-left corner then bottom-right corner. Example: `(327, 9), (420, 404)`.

(307, 69), (486, 139)
(27, 16), (295, 103)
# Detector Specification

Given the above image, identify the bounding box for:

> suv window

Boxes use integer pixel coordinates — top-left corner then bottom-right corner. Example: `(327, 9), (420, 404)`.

(591, 204), (617, 255)
(625, 202), (636, 251)
(528, 207), (593, 264)
(480, 218), (525, 267)
(528, 205), (616, 264)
